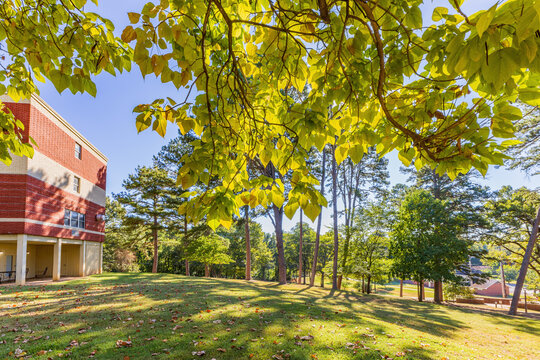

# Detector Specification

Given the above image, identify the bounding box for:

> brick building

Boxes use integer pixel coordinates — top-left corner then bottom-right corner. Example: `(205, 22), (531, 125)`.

(0, 95), (106, 285)
(472, 279), (509, 297)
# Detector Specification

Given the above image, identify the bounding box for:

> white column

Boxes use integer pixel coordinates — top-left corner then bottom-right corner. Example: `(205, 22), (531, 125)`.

(15, 234), (27, 285)
(53, 238), (62, 281)
(79, 241), (86, 277)
(99, 242), (103, 274)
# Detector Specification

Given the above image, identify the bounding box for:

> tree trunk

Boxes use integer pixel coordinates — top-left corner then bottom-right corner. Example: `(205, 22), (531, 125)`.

(509, 205), (540, 315)
(273, 204), (287, 285)
(331, 145), (339, 291)
(303, 260), (306, 284)
(361, 276), (365, 293)
(434, 280), (442, 304)
(400, 279), (403, 297)
(298, 209), (303, 284)
(310, 149), (327, 287)
(245, 206), (252, 281)
(205, 263), (210, 277)
(184, 217), (190, 276)
(468, 257), (474, 286)
(152, 215), (158, 273)
(500, 261), (507, 298)
(366, 276), (371, 294)
(320, 272), (324, 287)
(421, 282), (425, 301)
(417, 281), (424, 302)
(338, 228), (351, 290)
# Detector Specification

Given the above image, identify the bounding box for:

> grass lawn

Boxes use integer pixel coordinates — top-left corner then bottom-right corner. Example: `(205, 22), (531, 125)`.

(0, 273), (539, 360)
(377, 282), (435, 299)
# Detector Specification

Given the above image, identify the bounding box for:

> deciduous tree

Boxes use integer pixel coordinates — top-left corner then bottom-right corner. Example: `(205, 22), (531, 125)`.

(390, 190), (471, 302)
(185, 233), (233, 277)
(126, 0), (540, 232)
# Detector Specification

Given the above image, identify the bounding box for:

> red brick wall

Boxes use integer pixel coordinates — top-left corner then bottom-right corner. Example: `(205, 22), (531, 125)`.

(0, 175), (27, 219)
(475, 283), (509, 297)
(4, 101), (107, 190)
(0, 174), (104, 242)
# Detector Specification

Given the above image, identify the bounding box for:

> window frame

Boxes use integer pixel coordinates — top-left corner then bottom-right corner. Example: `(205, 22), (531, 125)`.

(73, 176), (81, 193)
(75, 142), (82, 160)
(64, 209), (86, 229)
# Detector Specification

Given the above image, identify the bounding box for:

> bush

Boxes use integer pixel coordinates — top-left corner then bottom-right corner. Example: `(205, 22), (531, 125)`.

(111, 249), (140, 272)
(443, 283), (475, 301)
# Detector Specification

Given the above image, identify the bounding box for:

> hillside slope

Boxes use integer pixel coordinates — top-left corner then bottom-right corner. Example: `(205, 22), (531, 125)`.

(0, 273), (538, 359)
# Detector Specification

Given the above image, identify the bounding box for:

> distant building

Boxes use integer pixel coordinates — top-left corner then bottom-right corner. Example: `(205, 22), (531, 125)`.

(0, 95), (106, 285)
(472, 279), (509, 297)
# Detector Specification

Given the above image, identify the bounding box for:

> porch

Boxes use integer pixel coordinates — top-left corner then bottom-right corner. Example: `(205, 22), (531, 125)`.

(0, 235), (102, 285)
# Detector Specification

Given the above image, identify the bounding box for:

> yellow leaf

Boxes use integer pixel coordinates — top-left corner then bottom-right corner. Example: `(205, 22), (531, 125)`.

(128, 12), (141, 24)
(121, 26), (137, 42)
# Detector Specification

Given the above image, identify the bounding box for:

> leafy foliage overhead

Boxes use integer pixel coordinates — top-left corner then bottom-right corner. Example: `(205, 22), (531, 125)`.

(126, 0), (540, 228)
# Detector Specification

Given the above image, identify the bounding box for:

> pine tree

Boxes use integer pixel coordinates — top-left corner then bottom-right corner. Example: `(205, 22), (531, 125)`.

(115, 166), (175, 273)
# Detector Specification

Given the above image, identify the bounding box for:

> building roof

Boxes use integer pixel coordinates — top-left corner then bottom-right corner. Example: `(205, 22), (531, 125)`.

(1, 94), (108, 163)
(472, 279), (505, 290)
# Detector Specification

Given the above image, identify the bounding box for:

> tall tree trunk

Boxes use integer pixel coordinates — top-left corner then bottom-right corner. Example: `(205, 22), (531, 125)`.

(298, 209), (303, 284)
(509, 205), (540, 315)
(434, 280), (442, 304)
(184, 217), (190, 276)
(152, 215), (158, 273)
(338, 228), (350, 290)
(273, 204), (287, 284)
(468, 257), (473, 286)
(320, 272), (324, 287)
(417, 280), (424, 302)
(205, 263), (210, 277)
(310, 149), (327, 286)
(331, 145), (339, 290)
(500, 261), (507, 298)
(245, 206), (252, 281)
(366, 276), (371, 294)
(362, 276), (365, 293)
(303, 259), (306, 284)
(400, 279), (404, 297)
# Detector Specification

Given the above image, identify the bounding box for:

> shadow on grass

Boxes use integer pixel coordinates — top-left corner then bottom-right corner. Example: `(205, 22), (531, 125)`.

(0, 273), (537, 359)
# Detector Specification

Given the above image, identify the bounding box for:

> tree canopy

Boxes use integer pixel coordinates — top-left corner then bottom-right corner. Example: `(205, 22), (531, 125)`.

(2, 0), (540, 229)
(390, 189), (472, 300)
(123, 0), (540, 228)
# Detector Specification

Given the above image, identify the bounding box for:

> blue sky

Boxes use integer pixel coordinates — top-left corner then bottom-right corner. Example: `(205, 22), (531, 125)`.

(34, 1), (538, 233)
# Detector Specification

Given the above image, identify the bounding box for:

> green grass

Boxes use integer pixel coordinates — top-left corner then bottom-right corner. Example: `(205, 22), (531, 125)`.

(0, 273), (538, 359)
(377, 282), (435, 299)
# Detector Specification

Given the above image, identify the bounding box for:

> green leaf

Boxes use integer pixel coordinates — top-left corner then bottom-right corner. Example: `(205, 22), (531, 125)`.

(476, 6), (496, 38)
(303, 202), (321, 222)
(432, 7), (448, 22)
(404, 6), (423, 29)
(518, 88), (540, 106)
(284, 200), (299, 220)
(179, 172), (196, 190)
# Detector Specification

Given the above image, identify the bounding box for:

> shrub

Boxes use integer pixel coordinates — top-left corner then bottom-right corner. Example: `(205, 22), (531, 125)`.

(444, 283), (475, 301)
(111, 249), (140, 272)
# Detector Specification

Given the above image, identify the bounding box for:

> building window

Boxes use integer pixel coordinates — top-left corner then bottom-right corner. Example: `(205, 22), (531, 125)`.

(73, 176), (80, 193)
(64, 209), (85, 229)
(75, 143), (82, 159)
(64, 210), (71, 226)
